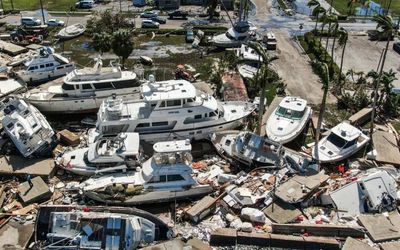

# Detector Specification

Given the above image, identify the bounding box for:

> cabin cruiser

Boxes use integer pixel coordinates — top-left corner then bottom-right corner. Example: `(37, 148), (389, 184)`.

(92, 77), (255, 143)
(1, 97), (56, 157)
(0, 72), (26, 98)
(57, 132), (141, 176)
(211, 21), (259, 48)
(40, 209), (155, 249)
(13, 47), (75, 85)
(312, 121), (370, 163)
(211, 130), (283, 168)
(23, 58), (141, 113)
(266, 97), (312, 144)
(80, 140), (213, 205)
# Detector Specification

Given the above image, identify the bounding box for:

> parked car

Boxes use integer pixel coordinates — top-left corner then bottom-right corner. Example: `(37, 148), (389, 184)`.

(168, 10), (188, 19)
(76, 0), (94, 9)
(47, 19), (65, 27)
(141, 20), (159, 29)
(140, 11), (158, 18)
(21, 17), (41, 26)
(151, 16), (166, 24)
(393, 42), (400, 54)
(185, 30), (194, 43)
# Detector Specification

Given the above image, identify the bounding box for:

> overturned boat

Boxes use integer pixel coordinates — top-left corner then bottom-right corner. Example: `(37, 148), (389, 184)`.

(312, 121), (370, 163)
(56, 132), (141, 176)
(1, 97), (56, 157)
(23, 58), (141, 114)
(266, 96), (312, 144)
(57, 23), (86, 40)
(211, 130), (283, 168)
(34, 205), (158, 249)
(80, 140), (213, 205)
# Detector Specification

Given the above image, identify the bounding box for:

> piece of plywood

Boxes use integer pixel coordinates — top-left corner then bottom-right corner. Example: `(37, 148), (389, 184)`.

(0, 220), (34, 248)
(380, 241), (400, 250)
(342, 237), (374, 250)
(18, 177), (51, 205)
(0, 156), (55, 176)
(372, 131), (400, 165)
(358, 212), (400, 243)
(263, 199), (302, 223)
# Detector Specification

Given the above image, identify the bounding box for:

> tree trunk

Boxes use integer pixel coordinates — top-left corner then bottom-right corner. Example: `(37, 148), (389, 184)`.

(0, 0), (4, 12)
(314, 13), (319, 33)
(39, 0), (46, 25)
(330, 28), (338, 77)
(10, 0), (14, 11)
(348, 3), (353, 16)
(370, 35), (391, 140)
(338, 40), (347, 93)
(315, 81), (329, 143)
(319, 24), (325, 42)
(257, 81), (266, 135)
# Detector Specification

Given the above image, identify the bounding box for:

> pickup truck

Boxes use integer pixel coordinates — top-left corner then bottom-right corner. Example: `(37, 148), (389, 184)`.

(168, 10), (188, 19)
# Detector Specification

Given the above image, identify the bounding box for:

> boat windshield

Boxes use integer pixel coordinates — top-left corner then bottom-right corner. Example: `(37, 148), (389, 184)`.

(276, 106), (304, 120)
(226, 31), (235, 40)
(326, 133), (356, 149)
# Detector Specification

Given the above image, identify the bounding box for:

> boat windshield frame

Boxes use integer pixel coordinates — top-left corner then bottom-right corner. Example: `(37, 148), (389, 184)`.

(275, 106), (304, 120)
(326, 132), (357, 150)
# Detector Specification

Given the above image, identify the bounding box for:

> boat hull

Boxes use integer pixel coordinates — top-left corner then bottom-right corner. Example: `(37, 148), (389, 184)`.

(17, 64), (75, 86)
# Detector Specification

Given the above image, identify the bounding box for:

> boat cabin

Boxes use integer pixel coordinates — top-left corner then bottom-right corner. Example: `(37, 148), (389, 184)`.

(152, 140), (193, 166)
(326, 122), (363, 150)
(275, 97), (307, 120)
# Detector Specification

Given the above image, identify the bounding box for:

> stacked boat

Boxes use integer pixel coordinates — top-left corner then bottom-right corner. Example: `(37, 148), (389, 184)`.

(236, 44), (262, 80)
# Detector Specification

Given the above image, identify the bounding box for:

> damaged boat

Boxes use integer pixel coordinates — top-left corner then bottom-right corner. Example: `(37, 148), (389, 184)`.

(211, 130), (283, 168)
(35, 206), (156, 249)
(56, 132), (141, 176)
(23, 58), (141, 113)
(266, 96), (312, 144)
(312, 121), (370, 163)
(93, 77), (255, 143)
(1, 97), (56, 157)
(80, 140), (213, 205)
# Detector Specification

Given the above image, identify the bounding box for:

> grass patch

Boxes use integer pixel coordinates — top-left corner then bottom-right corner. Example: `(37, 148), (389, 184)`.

(332, 0), (400, 15)
(391, 120), (400, 133)
(2, 0), (79, 11)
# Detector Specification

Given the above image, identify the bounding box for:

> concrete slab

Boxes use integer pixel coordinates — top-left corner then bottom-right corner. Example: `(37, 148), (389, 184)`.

(272, 223), (365, 238)
(380, 241), (400, 250)
(18, 176), (52, 205)
(263, 199), (302, 223)
(209, 228), (237, 246)
(342, 237), (375, 250)
(372, 131), (400, 165)
(186, 195), (216, 223)
(0, 40), (28, 56)
(348, 108), (372, 126)
(0, 155), (55, 177)
(0, 221), (34, 249)
(358, 211), (400, 243)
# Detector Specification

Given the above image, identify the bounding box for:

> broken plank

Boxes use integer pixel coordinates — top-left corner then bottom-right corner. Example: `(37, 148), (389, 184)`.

(372, 131), (400, 165)
(185, 195), (217, 223)
(358, 212), (400, 243)
(271, 223), (365, 238)
(209, 228), (237, 246)
(0, 156), (55, 177)
(11, 204), (38, 215)
(348, 108), (372, 126)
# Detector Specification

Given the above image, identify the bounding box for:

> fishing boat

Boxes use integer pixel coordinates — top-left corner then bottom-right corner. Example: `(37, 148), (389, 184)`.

(1, 97), (56, 157)
(92, 77), (255, 143)
(266, 96), (312, 144)
(80, 140), (213, 205)
(35, 206), (156, 249)
(312, 121), (370, 163)
(57, 23), (86, 40)
(13, 47), (75, 85)
(23, 58), (141, 114)
(56, 132), (141, 176)
(211, 130), (283, 168)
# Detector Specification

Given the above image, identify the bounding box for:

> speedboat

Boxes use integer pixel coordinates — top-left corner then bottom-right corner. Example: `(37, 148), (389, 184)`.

(1, 97), (56, 157)
(13, 47), (75, 85)
(56, 132), (141, 176)
(80, 140), (213, 205)
(211, 130), (283, 168)
(266, 97), (312, 144)
(92, 77), (255, 143)
(38, 208), (156, 249)
(211, 21), (259, 48)
(57, 23), (86, 40)
(23, 58), (141, 114)
(312, 121), (370, 163)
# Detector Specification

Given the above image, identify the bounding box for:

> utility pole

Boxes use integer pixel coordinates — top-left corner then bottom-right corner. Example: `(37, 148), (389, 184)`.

(119, 0), (122, 12)
(39, 0), (46, 25)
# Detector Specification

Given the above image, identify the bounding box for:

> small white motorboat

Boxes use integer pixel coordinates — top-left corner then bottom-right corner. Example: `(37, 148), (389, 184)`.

(312, 121), (370, 163)
(266, 96), (312, 144)
(57, 23), (86, 40)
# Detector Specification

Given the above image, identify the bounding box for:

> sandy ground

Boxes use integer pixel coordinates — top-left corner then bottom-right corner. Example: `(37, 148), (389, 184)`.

(326, 35), (400, 88)
(272, 29), (336, 105)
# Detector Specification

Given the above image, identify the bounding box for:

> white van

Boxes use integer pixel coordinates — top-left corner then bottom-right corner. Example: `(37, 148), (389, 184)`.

(21, 17), (41, 26)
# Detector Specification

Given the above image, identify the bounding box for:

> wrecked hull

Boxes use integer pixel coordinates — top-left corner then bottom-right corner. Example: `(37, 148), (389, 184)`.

(84, 185), (214, 206)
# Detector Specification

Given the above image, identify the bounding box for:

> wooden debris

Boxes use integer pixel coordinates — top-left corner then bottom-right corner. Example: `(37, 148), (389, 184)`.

(263, 199), (302, 223)
(58, 129), (80, 146)
(18, 176), (52, 205)
(348, 108), (372, 126)
(342, 237), (374, 250)
(186, 195), (217, 223)
(357, 211), (400, 243)
(271, 223), (365, 238)
(11, 204), (38, 215)
(371, 131), (400, 165)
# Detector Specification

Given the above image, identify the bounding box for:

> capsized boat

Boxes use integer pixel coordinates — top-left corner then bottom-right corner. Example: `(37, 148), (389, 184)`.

(57, 23), (86, 40)
(211, 130), (283, 168)
(22, 58), (141, 114)
(1, 96), (56, 157)
(312, 121), (370, 163)
(80, 140), (213, 205)
(266, 96), (312, 144)
(35, 207), (156, 249)
(56, 132), (141, 176)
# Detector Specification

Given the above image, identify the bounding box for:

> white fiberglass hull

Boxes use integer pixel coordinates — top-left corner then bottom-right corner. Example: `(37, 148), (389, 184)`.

(266, 107), (312, 144)
(17, 64), (75, 85)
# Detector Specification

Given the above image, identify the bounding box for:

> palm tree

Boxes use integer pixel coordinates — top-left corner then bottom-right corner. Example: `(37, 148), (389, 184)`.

(247, 41), (279, 135)
(337, 27), (348, 93)
(112, 29), (134, 68)
(315, 63), (330, 143)
(307, 0), (320, 16)
(312, 6), (326, 35)
(92, 32), (112, 55)
(347, 0), (359, 15)
(369, 14), (396, 138)
(323, 14), (338, 53)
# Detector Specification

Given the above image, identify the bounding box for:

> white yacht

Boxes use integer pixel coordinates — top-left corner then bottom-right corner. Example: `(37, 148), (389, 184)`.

(1, 97), (56, 157)
(93, 77), (255, 143)
(13, 47), (75, 85)
(211, 21), (259, 48)
(23, 58), (141, 114)
(57, 132), (141, 176)
(236, 44), (263, 62)
(266, 97), (312, 144)
(81, 140), (213, 205)
(43, 210), (155, 249)
(312, 121), (370, 163)
(211, 130), (283, 168)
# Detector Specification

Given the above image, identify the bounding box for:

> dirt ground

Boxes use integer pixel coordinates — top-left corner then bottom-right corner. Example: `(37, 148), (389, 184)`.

(272, 29), (336, 105)
(328, 35), (400, 88)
